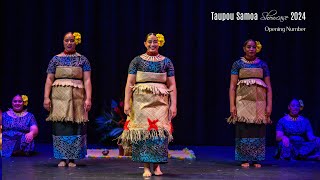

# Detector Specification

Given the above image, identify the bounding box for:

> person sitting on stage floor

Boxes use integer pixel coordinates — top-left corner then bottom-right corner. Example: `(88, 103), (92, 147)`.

(2, 94), (39, 157)
(0, 109), (2, 156)
(275, 98), (320, 160)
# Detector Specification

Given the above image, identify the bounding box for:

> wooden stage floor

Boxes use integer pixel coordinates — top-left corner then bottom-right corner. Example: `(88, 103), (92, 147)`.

(1, 144), (319, 179)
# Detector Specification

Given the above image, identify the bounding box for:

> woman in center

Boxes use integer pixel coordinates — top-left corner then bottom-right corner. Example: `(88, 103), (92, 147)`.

(228, 39), (272, 168)
(119, 33), (177, 177)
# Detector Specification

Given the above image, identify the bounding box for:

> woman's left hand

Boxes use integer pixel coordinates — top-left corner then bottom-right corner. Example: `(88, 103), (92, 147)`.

(169, 105), (177, 120)
(265, 105), (272, 117)
(84, 99), (92, 112)
(25, 132), (34, 143)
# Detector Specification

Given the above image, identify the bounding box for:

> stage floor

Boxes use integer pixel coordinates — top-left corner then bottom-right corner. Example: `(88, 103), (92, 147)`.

(2, 144), (319, 179)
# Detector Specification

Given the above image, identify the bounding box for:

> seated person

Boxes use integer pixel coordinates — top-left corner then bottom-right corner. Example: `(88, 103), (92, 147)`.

(2, 94), (38, 157)
(1, 109), (2, 155)
(275, 98), (320, 160)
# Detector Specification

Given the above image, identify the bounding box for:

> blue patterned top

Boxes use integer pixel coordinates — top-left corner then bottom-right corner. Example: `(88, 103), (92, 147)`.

(276, 115), (313, 142)
(128, 56), (175, 77)
(2, 112), (37, 136)
(231, 58), (270, 78)
(46, 54), (91, 74)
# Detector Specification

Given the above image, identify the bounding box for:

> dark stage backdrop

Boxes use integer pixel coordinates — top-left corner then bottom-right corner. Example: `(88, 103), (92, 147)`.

(1, 0), (319, 146)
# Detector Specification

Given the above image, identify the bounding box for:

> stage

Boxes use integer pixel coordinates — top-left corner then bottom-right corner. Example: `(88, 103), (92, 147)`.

(2, 144), (319, 179)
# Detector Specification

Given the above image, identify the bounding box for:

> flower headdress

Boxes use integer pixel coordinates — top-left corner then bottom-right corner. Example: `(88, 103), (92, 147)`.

(21, 95), (28, 106)
(299, 100), (304, 110)
(156, 33), (165, 47)
(255, 41), (262, 53)
(73, 32), (81, 45)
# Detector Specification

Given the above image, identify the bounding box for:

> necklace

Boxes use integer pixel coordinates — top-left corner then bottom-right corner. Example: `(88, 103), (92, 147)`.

(64, 50), (76, 55)
(241, 57), (259, 64)
(288, 114), (299, 121)
(141, 53), (162, 62)
(9, 109), (26, 117)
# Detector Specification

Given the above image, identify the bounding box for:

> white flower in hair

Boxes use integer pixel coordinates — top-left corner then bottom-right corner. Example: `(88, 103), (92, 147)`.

(299, 100), (304, 110)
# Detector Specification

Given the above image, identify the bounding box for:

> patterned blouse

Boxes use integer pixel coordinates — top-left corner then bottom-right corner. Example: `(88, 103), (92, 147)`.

(46, 54), (91, 74)
(128, 56), (175, 77)
(276, 115), (313, 142)
(231, 58), (270, 78)
(2, 112), (37, 136)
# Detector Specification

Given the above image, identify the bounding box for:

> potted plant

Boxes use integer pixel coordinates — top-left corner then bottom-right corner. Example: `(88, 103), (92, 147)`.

(95, 99), (131, 155)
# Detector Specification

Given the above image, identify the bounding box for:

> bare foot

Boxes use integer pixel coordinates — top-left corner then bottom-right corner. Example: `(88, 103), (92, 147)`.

(143, 170), (152, 177)
(253, 163), (261, 168)
(241, 162), (250, 168)
(68, 162), (77, 167)
(143, 163), (152, 177)
(58, 161), (67, 167)
(153, 164), (163, 176)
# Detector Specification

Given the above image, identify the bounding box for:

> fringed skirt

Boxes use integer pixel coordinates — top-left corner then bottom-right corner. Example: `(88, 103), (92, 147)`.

(46, 86), (88, 123)
(47, 85), (88, 159)
(120, 81), (172, 163)
(228, 83), (270, 124)
(228, 83), (269, 162)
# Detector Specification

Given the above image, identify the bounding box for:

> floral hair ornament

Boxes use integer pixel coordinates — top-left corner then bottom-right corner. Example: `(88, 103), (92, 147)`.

(299, 100), (304, 110)
(21, 95), (28, 106)
(73, 32), (81, 45)
(156, 33), (165, 47)
(255, 41), (262, 53)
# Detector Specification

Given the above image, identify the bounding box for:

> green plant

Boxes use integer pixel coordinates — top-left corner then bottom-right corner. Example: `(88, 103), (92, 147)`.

(95, 99), (126, 144)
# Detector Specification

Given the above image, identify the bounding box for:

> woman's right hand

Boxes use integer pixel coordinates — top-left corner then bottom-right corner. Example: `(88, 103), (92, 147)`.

(25, 132), (34, 143)
(230, 106), (237, 118)
(282, 136), (290, 147)
(43, 97), (51, 111)
(124, 102), (131, 116)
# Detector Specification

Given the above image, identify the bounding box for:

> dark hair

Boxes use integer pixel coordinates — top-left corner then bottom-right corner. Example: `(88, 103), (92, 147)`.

(64, 32), (73, 38)
(289, 98), (300, 104)
(243, 39), (256, 47)
(145, 33), (157, 41)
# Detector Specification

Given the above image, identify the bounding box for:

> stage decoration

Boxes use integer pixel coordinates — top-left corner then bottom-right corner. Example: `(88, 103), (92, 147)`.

(95, 99), (126, 144)
(255, 41), (262, 53)
(156, 33), (165, 47)
(21, 95), (28, 106)
(73, 32), (81, 45)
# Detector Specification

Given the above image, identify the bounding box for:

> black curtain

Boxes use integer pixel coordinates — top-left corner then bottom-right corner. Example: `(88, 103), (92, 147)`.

(1, 0), (319, 146)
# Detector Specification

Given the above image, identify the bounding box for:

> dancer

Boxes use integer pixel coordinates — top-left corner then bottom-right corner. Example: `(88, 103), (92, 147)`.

(228, 39), (272, 168)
